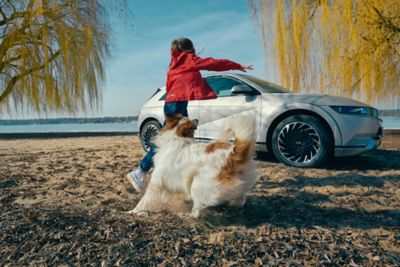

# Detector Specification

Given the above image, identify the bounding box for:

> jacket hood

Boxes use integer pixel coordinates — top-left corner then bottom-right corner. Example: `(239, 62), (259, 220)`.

(170, 51), (194, 69)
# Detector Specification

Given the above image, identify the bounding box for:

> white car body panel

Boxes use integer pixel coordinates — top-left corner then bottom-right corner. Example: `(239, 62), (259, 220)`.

(197, 95), (261, 141)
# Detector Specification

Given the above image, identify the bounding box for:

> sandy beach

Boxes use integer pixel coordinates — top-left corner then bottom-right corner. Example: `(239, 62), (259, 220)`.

(1, 134), (399, 266)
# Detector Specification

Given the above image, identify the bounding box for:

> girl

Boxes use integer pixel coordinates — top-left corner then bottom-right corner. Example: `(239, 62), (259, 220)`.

(127, 38), (253, 192)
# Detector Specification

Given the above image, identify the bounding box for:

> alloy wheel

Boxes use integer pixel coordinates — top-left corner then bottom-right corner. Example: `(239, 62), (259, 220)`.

(277, 122), (321, 164)
(141, 123), (159, 151)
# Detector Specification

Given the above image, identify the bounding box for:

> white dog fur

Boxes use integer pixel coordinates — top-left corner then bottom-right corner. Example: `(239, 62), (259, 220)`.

(128, 114), (258, 218)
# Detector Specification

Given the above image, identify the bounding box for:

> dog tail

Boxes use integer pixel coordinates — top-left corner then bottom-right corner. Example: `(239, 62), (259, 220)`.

(217, 115), (256, 183)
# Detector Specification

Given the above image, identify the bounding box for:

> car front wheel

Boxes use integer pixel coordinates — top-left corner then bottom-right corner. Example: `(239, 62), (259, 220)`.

(271, 115), (333, 167)
(140, 120), (161, 152)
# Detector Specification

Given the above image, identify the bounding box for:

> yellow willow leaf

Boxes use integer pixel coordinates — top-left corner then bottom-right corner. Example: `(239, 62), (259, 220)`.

(31, 76), (40, 110)
(44, 73), (53, 104)
(275, 0), (288, 89)
(291, 0), (301, 92)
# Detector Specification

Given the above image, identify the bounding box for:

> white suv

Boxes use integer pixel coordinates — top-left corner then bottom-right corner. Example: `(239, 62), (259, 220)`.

(137, 74), (382, 167)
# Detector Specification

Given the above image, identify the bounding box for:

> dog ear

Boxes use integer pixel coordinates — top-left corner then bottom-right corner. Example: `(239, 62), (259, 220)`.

(176, 119), (197, 138)
(164, 114), (183, 130)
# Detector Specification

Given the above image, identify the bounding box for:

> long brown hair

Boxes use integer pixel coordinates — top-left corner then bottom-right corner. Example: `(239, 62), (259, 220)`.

(171, 38), (195, 54)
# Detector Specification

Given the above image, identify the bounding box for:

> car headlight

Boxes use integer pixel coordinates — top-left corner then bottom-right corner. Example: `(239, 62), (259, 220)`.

(330, 106), (379, 117)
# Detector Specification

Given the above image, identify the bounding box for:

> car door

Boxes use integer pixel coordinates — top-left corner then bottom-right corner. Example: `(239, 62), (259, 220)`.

(197, 76), (261, 141)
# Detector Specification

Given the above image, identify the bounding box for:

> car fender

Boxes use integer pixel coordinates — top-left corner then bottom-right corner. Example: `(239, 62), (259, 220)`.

(138, 110), (164, 133)
(261, 103), (343, 146)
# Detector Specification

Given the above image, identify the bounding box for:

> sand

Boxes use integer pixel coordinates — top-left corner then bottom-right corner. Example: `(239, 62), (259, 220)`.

(0, 134), (399, 266)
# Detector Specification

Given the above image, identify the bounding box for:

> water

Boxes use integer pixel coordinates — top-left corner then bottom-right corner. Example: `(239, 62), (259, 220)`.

(0, 117), (398, 134)
(382, 116), (400, 129)
(0, 122), (138, 133)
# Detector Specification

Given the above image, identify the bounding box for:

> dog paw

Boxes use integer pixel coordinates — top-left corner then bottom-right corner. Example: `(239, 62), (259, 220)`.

(126, 209), (149, 217)
(177, 212), (189, 218)
(190, 209), (201, 219)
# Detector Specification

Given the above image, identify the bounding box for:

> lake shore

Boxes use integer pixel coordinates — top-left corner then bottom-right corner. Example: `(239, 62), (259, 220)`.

(0, 135), (399, 265)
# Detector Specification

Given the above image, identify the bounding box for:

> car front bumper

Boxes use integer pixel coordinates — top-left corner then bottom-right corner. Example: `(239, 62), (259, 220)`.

(334, 127), (383, 157)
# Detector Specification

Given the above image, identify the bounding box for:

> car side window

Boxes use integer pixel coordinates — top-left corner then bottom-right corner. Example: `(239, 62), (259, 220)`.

(205, 77), (255, 97)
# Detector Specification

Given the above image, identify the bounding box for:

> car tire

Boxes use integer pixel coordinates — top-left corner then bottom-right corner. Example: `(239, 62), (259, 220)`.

(271, 115), (333, 167)
(140, 120), (161, 152)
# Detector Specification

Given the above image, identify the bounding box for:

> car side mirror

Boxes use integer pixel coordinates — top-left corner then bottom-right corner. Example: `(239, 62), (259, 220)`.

(231, 85), (254, 94)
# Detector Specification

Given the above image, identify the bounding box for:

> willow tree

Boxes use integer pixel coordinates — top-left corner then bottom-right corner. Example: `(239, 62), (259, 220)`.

(0, 0), (111, 114)
(249, 0), (400, 107)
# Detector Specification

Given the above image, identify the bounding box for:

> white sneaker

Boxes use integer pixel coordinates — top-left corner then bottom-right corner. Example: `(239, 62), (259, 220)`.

(126, 168), (146, 193)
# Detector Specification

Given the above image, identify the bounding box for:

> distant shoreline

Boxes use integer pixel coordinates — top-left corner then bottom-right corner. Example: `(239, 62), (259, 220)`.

(0, 131), (137, 139)
(0, 129), (399, 140)
(0, 116), (138, 126)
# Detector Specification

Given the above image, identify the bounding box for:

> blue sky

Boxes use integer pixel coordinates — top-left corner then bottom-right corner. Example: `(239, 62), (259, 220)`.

(100, 0), (267, 117)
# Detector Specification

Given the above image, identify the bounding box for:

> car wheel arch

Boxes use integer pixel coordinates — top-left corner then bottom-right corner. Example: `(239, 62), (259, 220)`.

(265, 109), (336, 152)
(139, 117), (162, 133)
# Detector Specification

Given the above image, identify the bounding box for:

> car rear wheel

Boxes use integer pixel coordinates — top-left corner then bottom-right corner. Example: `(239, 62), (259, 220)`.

(271, 115), (333, 167)
(140, 120), (161, 152)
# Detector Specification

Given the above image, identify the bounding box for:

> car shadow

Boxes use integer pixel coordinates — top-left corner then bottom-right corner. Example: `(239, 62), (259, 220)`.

(256, 149), (400, 171)
(257, 173), (400, 189)
(325, 149), (400, 171)
(255, 151), (279, 163)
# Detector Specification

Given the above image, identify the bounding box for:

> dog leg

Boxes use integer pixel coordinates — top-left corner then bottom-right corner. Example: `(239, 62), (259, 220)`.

(190, 198), (206, 219)
(128, 185), (166, 215)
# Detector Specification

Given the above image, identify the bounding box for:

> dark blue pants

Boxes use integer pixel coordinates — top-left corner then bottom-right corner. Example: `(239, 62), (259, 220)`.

(139, 101), (188, 172)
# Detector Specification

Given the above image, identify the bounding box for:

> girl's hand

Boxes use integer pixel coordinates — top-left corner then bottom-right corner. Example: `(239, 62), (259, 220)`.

(241, 65), (254, 72)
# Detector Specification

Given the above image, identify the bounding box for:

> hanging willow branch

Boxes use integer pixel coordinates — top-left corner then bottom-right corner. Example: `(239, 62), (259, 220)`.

(249, 0), (400, 107)
(0, 0), (110, 113)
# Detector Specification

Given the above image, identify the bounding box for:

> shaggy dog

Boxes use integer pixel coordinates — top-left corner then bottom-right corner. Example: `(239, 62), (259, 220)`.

(128, 114), (258, 218)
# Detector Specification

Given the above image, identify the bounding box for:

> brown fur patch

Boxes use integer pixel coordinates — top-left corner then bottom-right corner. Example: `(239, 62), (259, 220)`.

(216, 138), (255, 184)
(205, 142), (232, 154)
(162, 114), (183, 133)
(176, 120), (197, 138)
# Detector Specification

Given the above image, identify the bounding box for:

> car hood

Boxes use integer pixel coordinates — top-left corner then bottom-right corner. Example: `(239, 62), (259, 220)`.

(271, 93), (370, 107)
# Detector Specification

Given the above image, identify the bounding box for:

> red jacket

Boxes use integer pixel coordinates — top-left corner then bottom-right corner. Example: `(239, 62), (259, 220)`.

(165, 51), (244, 103)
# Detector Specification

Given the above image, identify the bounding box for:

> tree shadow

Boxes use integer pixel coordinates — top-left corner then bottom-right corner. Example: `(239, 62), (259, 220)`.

(203, 192), (400, 229)
(203, 173), (400, 229)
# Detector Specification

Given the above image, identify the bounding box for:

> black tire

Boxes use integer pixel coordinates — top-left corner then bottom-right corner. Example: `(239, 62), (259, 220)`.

(140, 120), (161, 152)
(271, 115), (333, 167)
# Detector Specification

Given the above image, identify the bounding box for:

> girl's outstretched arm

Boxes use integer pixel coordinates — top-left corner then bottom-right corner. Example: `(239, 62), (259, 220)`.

(192, 55), (252, 72)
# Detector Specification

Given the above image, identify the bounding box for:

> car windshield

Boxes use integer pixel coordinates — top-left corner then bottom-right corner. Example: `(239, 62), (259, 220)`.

(241, 75), (291, 93)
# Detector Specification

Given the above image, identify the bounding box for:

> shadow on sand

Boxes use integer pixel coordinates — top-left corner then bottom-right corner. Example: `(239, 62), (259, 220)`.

(203, 170), (400, 229)
(204, 191), (400, 229)
(257, 149), (400, 171)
